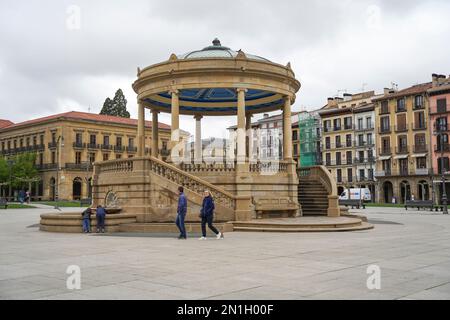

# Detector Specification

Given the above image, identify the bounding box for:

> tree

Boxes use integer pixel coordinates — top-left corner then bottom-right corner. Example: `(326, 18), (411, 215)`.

(11, 153), (38, 190)
(0, 157), (8, 184)
(99, 89), (130, 118)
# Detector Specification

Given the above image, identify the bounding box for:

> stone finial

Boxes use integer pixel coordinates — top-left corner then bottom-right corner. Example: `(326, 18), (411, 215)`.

(169, 53), (178, 61)
(236, 50), (246, 59)
(137, 67), (141, 75)
(286, 62), (292, 69)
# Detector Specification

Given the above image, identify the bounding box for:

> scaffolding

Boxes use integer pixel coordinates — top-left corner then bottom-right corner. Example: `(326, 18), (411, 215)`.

(298, 112), (320, 167)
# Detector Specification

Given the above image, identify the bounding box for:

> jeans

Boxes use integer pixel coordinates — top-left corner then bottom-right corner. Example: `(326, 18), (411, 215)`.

(96, 214), (105, 231)
(175, 213), (186, 238)
(201, 214), (219, 237)
(82, 219), (90, 232)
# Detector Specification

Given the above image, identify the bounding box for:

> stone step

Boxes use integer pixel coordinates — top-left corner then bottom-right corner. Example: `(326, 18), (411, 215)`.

(233, 222), (373, 233)
(118, 222), (234, 233)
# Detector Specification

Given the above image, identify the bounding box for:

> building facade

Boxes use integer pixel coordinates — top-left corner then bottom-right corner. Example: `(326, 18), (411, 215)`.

(0, 111), (179, 201)
(374, 83), (432, 204)
(428, 74), (450, 203)
(319, 91), (377, 198)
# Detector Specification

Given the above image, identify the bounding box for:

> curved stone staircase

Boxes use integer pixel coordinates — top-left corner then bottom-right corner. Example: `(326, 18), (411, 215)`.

(298, 180), (329, 215)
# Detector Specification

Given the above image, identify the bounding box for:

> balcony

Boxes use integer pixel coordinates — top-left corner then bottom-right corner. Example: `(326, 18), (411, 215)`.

(413, 145), (427, 153)
(355, 124), (374, 132)
(379, 147), (392, 156)
(36, 163), (57, 170)
(354, 157), (376, 164)
(48, 141), (57, 149)
(413, 104), (425, 110)
(375, 170), (391, 177)
(396, 105), (406, 113)
(435, 144), (450, 152)
(412, 122), (427, 131)
(396, 146), (409, 154)
(126, 146), (137, 153)
(101, 144), (113, 150)
(395, 125), (408, 133)
(65, 162), (93, 170)
(323, 126), (332, 133)
(87, 143), (100, 149)
(343, 124), (353, 130)
(415, 168), (430, 175)
(73, 142), (86, 149)
(333, 126), (342, 132)
(114, 145), (125, 152)
(379, 126), (391, 134)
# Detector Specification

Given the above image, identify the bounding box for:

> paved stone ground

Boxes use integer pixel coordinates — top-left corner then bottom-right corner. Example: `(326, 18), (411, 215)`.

(1, 206), (450, 300)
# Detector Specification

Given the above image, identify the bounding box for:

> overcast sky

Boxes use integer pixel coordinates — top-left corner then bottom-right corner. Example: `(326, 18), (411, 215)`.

(1, 0), (449, 139)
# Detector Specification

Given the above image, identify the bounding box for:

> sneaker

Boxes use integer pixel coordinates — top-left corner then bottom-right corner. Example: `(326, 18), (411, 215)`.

(216, 232), (224, 239)
(199, 236), (207, 240)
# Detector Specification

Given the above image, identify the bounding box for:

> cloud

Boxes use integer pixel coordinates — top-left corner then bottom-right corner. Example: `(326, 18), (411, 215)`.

(0, 0), (449, 138)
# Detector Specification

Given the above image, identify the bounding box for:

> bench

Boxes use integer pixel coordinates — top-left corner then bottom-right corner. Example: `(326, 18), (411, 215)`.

(405, 200), (434, 211)
(0, 198), (7, 209)
(253, 197), (299, 219)
(80, 198), (92, 207)
(339, 199), (365, 209)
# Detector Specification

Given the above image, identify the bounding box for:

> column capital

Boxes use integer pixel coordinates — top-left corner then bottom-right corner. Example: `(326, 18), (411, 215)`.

(194, 114), (203, 120)
(236, 88), (248, 94)
(169, 88), (179, 96)
(283, 95), (293, 104)
(151, 108), (160, 114)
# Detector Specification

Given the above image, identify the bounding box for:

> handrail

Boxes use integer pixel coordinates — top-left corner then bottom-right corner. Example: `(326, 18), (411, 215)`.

(298, 165), (337, 196)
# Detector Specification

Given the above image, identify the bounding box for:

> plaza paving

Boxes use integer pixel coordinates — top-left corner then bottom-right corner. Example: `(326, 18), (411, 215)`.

(1, 206), (450, 300)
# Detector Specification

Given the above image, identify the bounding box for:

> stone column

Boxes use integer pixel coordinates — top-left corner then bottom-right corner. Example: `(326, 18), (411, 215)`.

(246, 114), (252, 160)
(151, 109), (159, 157)
(236, 88), (247, 165)
(170, 89), (180, 147)
(137, 102), (145, 157)
(283, 96), (293, 161)
(194, 115), (203, 164)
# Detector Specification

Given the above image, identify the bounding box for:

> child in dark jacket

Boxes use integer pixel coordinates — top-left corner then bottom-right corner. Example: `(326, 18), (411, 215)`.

(81, 208), (92, 233)
(96, 205), (107, 233)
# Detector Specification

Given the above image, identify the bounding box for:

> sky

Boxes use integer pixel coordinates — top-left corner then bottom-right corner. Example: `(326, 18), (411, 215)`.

(1, 0), (449, 139)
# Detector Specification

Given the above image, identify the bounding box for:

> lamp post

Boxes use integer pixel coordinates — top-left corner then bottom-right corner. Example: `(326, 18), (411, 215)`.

(54, 135), (64, 210)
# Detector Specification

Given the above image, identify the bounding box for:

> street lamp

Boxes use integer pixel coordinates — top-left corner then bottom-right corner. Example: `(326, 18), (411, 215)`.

(434, 128), (448, 214)
(54, 135), (64, 210)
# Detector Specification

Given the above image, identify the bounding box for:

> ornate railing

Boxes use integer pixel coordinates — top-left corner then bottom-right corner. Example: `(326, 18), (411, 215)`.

(149, 157), (236, 209)
(180, 162), (236, 173)
(249, 161), (288, 173)
(99, 160), (134, 173)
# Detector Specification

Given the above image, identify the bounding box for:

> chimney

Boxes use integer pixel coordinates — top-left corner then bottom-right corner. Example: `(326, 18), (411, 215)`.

(263, 113), (269, 118)
(432, 73), (439, 86)
(343, 93), (352, 101)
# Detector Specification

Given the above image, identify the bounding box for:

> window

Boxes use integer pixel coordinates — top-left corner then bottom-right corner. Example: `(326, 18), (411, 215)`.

(76, 133), (82, 144)
(103, 136), (109, 146)
(358, 134), (364, 147)
(398, 136), (408, 153)
(414, 112), (425, 129)
(326, 153), (331, 166)
(75, 152), (82, 164)
(359, 169), (365, 180)
(346, 151), (352, 165)
(52, 132), (56, 143)
(368, 149), (373, 160)
(437, 98), (447, 113)
(39, 153), (43, 165)
(396, 114), (407, 131)
(128, 137), (134, 148)
(13, 140), (17, 149)
(347, 168), (353, 182)
(414, 95), (423, 108)
(1, 142), (4, 151)
(357, 118), (363, 130)
(336, 169), (342, 183)
(162, 141), (168, 150)
(366, 117), (372, 129)
(344, 117), (352, 130)
(381, 116), (390, 132)
(20, 139), (23, 148)
(325, 137), (331, 149)
(336, 152), (341, 165)
(293, 144), (298, 156)
(333, 118), (341, 131)
(33, 136), (37, 146)
(89, 152), (96, 163)
(103, 153), (109, 161)
(416, 157), (427, 169)
(335, 136), (341, 148)
(346, 134), (352, 147)
(438, 157), (450, 174)
(324, 120), (331, 132)
(358, 150), (364, 161)
(90, 134), (96, 145)
(368, 169), (374, 180)
(40, 135), (44, 145)
(116, 154), (122, 159)
(381, 137), (390, 153)
(397, 98), (406, 112)
(380, 101), (389, 114)
(292, 130), (298, 141)
(7, 141), (10, 149)
(382, 159), (391, 173)
(436, 117), (448, 131)
(26, 137), (30, 147)
(51, 151), (56, 164)
(116, 137), (122, 147)
(399, 159), (408, 175)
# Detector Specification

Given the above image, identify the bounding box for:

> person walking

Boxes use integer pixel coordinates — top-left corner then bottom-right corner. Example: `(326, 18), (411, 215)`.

(175, 186), (187, 239)
(199, 190), (223, 240)
(25, 190), (31, 204)
(96, 205), (106, 233)
(81, 207), (92, 233)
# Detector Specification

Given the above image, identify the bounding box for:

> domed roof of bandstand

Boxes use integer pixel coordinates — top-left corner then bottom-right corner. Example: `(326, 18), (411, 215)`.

(133, 39), (301, 116)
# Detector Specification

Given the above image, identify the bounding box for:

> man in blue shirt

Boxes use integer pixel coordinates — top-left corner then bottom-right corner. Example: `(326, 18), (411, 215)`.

(175, 186), (187, 239)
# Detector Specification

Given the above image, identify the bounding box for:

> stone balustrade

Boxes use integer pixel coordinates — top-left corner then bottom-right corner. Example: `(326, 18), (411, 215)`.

(249, 161), (289, 174)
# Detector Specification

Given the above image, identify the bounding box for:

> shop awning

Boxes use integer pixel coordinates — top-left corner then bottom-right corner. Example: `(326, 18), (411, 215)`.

(411, 153), (427, 158)
(394, 154), (408, 159)
(378, 155), (391, 160)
